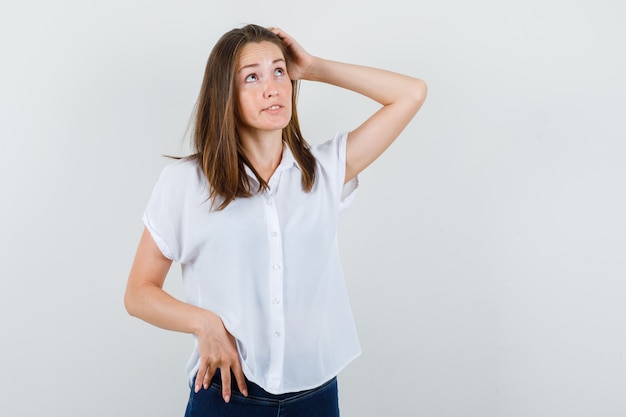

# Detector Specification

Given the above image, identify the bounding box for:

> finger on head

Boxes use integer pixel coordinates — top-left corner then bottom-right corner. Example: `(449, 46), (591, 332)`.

(269, 27), (283, 37)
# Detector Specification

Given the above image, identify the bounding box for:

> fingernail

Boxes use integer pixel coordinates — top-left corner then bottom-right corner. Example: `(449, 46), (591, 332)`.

(243, 389), (248, 397)
(194, 385), (200, 393)
(224, 395), (230, 403)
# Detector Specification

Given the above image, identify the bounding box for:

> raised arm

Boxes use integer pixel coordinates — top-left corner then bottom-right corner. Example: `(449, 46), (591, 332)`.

(272, 28), (427, 182)
(124, 228), (248, 401)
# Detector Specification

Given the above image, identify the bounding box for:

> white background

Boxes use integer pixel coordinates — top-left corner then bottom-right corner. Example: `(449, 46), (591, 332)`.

(1, 1), (625, 416)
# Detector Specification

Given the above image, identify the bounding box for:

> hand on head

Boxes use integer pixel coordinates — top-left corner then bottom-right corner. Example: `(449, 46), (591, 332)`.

(268, 26), (314, 81)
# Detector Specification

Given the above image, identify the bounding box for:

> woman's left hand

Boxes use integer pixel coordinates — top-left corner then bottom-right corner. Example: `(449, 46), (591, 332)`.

(270, 27), (314, 81)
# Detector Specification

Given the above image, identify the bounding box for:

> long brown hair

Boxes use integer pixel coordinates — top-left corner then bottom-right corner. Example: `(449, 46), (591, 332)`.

(192, 24), (316, 210)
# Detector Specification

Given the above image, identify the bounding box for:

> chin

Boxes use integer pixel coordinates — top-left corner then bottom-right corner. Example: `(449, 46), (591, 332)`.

(267, 120), (291, 131)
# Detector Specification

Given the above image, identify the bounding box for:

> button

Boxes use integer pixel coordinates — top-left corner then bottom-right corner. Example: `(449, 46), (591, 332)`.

(273, 332), (281, 337)
(272, 299), (281, 305)
(273, 264), (281, 270)
(271, 231), (278, 237)
(266, 198), (273, 205)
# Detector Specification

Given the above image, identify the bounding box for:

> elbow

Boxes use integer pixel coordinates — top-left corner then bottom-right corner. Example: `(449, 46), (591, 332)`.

(396, 78), (427, 115)
(124, 287), (140, 318)
(411, 78), (428, 109)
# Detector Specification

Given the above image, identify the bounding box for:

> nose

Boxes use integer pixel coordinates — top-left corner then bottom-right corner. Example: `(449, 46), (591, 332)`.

(264, 80), (279, 98)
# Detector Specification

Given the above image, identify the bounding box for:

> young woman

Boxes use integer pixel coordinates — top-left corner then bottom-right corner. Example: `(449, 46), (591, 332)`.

(125, 23), (427, 417)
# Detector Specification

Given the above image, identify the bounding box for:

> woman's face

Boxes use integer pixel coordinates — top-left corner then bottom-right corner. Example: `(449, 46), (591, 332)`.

(235, 41), (292, 136)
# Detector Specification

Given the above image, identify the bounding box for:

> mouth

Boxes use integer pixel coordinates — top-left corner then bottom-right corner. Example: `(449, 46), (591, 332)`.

(264, 104), (282, 111)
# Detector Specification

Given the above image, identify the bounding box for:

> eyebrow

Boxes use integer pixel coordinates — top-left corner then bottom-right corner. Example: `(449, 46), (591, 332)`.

(238, 58), (285, 73)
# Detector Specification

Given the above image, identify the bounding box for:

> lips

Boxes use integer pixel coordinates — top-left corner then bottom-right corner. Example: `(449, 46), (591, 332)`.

(263, 104), (282, 111)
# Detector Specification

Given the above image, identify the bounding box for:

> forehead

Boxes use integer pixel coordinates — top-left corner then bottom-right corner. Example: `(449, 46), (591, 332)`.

(237, 41), (284, 70)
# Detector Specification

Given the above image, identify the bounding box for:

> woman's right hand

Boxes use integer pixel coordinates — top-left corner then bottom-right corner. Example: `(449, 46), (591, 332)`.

(124, 228), (248, 403)
(194, 311), (248, 403)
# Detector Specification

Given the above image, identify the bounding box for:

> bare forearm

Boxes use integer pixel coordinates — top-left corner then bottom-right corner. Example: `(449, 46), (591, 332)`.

(303, 57), (426, 106)
(124, 283), (216, 336)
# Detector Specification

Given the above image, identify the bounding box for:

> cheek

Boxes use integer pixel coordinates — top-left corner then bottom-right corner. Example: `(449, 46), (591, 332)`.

(237, 94), (254, 117)
(283, 82), (293, 96)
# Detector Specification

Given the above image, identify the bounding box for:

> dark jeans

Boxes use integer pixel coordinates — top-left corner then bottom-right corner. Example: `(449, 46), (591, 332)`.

(184, 370), (340, 417)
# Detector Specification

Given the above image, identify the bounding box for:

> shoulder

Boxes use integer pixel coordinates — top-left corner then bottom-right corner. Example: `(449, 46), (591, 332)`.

(157, 157), (203, 184)
(311, 132), (349, 164)
(309, 132), (350, 192)
(151, 156), (207, 197)
(159, 156), (201, 178)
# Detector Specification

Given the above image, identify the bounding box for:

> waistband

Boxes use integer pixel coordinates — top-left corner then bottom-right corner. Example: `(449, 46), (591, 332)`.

(210, 369), (336, 401)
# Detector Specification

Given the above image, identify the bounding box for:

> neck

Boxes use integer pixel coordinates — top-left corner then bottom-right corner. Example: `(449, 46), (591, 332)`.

(239, 131), (284, 182)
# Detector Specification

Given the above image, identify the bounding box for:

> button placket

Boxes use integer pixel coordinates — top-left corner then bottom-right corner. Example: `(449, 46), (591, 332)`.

(263, 191), (285, 385)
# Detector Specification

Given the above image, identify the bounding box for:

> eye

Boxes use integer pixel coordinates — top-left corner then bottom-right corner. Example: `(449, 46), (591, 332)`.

(274, 67), (285, 77)
(244, 73), (258, 83)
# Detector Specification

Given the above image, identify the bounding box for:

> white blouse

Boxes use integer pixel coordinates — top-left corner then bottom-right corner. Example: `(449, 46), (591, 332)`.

(143, 131), (361, 394)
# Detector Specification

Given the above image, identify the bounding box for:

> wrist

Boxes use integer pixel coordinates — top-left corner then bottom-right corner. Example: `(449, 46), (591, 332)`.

(301, 56), (325, 82)
(192, 308), (220, 336)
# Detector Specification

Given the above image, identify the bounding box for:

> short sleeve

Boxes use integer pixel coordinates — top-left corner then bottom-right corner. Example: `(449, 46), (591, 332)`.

(142, 159), (200, 262)
(313, 132), (360, 213)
